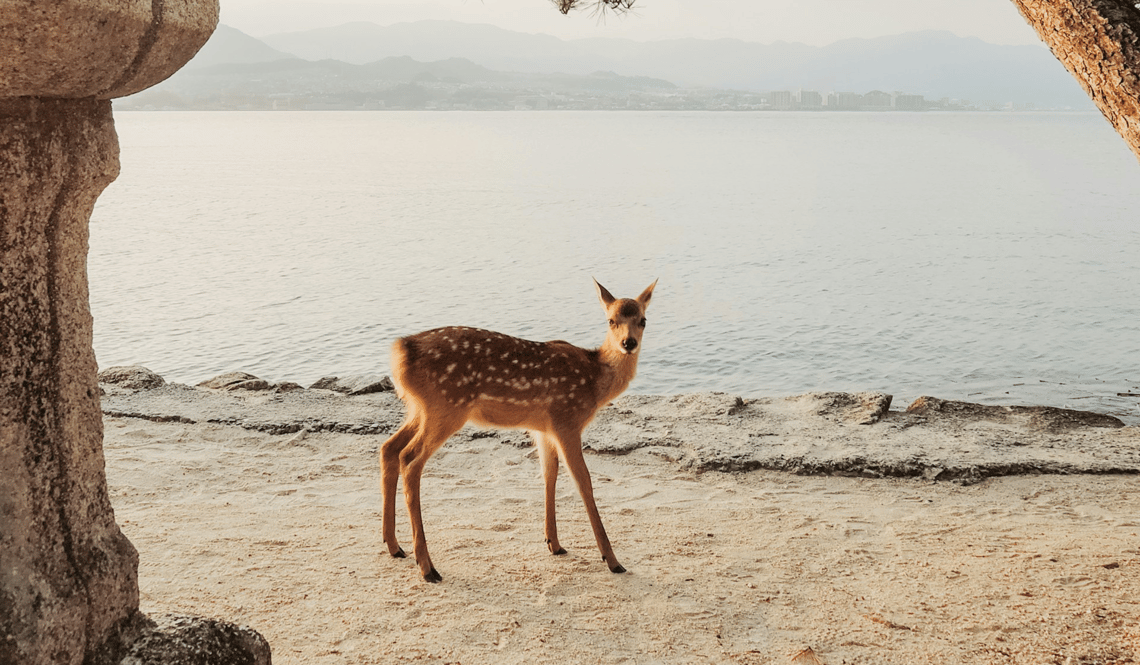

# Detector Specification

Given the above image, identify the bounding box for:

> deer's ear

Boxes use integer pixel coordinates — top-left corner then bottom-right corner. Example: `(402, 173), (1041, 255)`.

(594, 278), (616, 309)
(637, 279), (657, 309)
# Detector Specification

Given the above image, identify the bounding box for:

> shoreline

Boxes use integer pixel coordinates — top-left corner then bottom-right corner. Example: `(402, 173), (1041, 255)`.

(99, 367), (1140, 482)
(98, 367), (1140, 663)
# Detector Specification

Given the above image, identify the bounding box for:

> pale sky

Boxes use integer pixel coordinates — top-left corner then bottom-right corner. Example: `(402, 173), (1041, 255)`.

(220, 0), (1045, 46)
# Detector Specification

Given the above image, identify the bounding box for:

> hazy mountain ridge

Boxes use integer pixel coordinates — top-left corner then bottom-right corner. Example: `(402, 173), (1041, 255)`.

(128, 21), (1093, 110)
(185, 24), (297, 69)
(254, 20), (1089, 105)
(126, 26), (679, 110)
(261, 20), (609, 74)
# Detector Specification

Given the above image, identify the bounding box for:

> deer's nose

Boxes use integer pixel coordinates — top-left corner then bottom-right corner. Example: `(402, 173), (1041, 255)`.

(621, 338), (638, 353)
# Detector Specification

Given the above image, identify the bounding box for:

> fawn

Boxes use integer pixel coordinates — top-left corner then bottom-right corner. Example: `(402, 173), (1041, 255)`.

(379, 279), (657, 582)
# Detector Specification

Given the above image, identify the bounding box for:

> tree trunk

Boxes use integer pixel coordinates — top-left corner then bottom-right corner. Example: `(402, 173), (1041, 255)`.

(1009, 0), (1140, 160)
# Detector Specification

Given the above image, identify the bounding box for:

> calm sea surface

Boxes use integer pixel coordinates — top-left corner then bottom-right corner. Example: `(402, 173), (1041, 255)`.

(90, 111), (1140, 422)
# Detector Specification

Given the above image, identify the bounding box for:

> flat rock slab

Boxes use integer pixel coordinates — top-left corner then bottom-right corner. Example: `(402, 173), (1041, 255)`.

(99, 387), (1140, 482)
(589, 392), (1139, 482)
(100, 383), (405, 436)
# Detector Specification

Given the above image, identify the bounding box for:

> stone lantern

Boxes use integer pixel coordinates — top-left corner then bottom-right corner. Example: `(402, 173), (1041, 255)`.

(1, 2), (267, 663)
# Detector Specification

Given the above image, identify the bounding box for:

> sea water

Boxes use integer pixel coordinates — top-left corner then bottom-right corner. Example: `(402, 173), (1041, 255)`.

(89, 111), (1140, 422)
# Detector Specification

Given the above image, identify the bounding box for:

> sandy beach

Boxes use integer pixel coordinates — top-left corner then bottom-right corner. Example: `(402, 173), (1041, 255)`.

(100, 382), (1140, 664)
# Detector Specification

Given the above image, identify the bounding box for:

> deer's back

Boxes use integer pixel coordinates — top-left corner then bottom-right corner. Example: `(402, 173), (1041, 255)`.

(392, 326), (603, 425)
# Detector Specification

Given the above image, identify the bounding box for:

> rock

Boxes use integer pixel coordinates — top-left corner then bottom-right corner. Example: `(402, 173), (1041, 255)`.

(197, 372), (272, 391)
(275, 381), (304, 393)
(906, 396), (1125, 432)
(309, 375), (394, 395)
(922, 466), (946, 481)
(98, 366), (167, 390)
(114, 613), (271, 665)
(798, 391), (894, 425)
(90, 612), (270, 665)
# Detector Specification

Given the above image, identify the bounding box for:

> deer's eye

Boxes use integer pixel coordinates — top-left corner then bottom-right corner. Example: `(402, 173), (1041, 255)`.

(608, 319), (616, 327)
(639, 318), (647, 327)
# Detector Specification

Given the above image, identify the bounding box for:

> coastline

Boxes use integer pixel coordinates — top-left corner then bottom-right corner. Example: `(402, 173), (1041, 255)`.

(100, 369), (1140, 663)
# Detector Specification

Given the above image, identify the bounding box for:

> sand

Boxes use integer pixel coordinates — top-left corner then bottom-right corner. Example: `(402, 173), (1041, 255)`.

(100, 386), (1140, 664)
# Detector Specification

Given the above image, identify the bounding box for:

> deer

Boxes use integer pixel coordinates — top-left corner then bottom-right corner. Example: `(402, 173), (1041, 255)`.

(379, 279), (657, 583)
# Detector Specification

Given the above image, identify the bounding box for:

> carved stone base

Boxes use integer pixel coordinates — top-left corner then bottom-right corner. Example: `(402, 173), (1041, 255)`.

(0, 97), (140, 665)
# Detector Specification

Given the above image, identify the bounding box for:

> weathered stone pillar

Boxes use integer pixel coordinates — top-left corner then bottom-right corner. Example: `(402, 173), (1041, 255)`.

(1009, 0), (1140, 161)
(0, 2), (222, 664)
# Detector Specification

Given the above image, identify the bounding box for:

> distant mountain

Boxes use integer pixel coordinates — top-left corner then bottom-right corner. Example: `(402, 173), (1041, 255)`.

(162, 54), (674, 92)
(124, 38), (679, 111)
(185, 24), (298, 69)
(262, 20), (609, 75)
(260, 20), (1091, 106)
(179, 55), (511, 88)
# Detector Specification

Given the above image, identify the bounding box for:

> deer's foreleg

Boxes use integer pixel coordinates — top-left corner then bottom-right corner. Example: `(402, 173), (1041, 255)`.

(555, 428), (625, 574)
(534, 432), (567, 555)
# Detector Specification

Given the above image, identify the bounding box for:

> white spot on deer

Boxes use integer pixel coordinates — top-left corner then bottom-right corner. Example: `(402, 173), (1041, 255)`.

(445, 363), (457, 374)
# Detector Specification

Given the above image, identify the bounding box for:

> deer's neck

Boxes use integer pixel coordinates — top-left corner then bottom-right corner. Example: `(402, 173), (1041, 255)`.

(596, 344), (640, 404)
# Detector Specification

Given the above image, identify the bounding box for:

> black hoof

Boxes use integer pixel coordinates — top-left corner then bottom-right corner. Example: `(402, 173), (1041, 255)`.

(552, 547), (568, 556)
(611, 564), (627, 574)
(391, 547), (406, 559)
(424, 568), (442, 583)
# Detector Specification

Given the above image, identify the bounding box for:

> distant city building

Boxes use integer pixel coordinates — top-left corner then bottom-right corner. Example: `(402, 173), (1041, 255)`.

(799, 90), (822, 108)
(894, 94), (926, 110)
(833, 92), (863, 109)
(768, 90), (793, 108)
(863, 90), (892, 107)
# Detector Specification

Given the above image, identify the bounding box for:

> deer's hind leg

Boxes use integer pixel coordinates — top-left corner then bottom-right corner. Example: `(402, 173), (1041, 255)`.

(380, 415), (418, 558)
(400, 409), (467, 583)
(534, 432), (567, 556)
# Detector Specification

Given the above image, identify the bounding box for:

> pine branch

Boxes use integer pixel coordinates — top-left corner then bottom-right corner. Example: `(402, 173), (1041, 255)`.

(549, 0), (637, 16)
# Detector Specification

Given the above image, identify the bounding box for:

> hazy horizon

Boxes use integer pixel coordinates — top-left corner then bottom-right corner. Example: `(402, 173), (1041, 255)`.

(220, 0), (1045, 47)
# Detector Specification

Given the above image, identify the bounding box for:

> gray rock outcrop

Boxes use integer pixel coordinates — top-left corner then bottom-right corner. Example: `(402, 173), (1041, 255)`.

(98, 366), (168, 390)
(906, 395), (1126, 432)
(197, 372), (272, 391)
(97, 613), (271, 665)
(309, 374), (395, 395)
